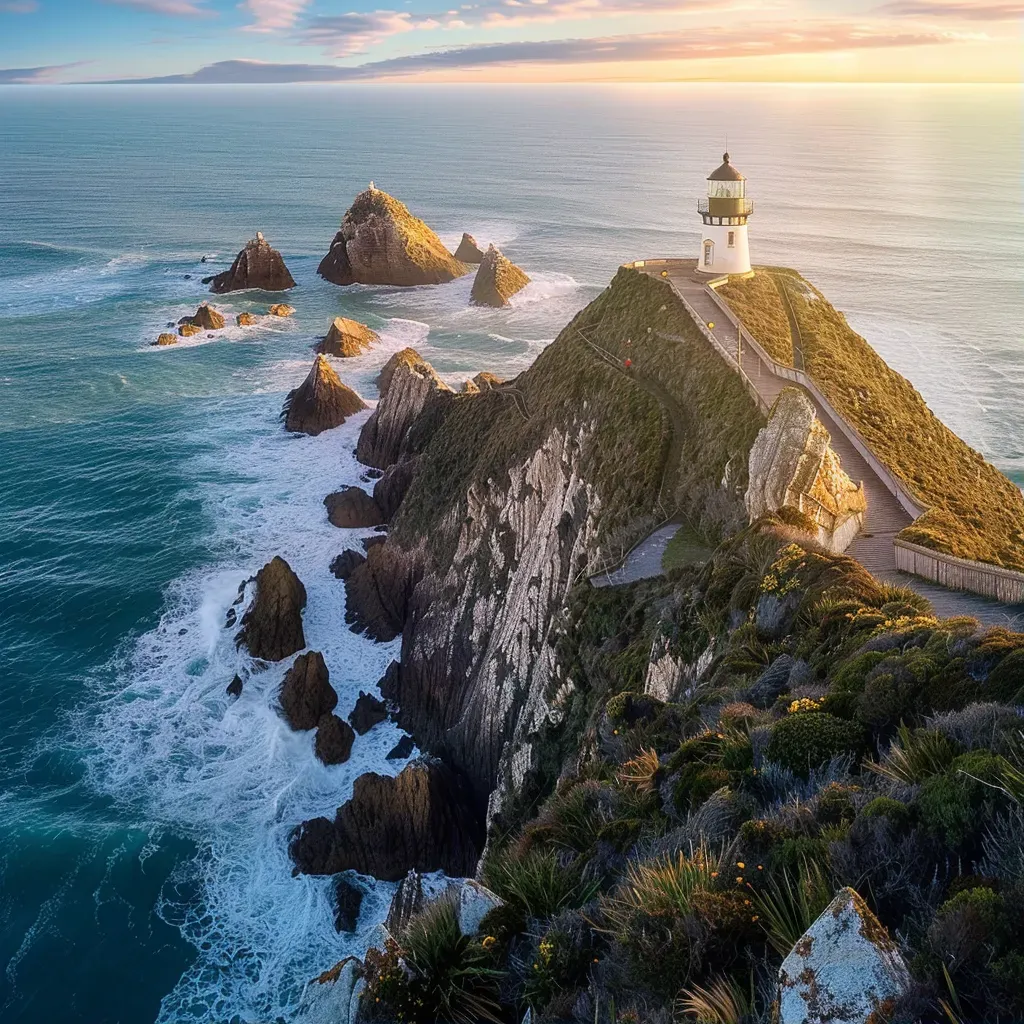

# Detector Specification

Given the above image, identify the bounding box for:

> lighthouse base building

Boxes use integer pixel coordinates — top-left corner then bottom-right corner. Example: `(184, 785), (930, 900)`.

(696, 152), (753, 277)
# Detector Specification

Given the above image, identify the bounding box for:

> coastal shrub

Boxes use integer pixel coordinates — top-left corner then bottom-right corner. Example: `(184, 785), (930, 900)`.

(814, 783), (859, 828)
(520, 913), (596, 1012)
(765, 712), (865, 778)
(867, 725), (960, 785)
(981, 806), (1024, 884)
(860, 796), (913, 831)
(483, 848), (600, 920)
(985, 648), (1024, 703)
(915, 751), (1004, 847)
(526, 780), (611, 855)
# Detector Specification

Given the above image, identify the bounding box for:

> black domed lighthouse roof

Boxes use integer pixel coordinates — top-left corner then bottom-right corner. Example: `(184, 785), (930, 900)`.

(708, 152), (745, 182)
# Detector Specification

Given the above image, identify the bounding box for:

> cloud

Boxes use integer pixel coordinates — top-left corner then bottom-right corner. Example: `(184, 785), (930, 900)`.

(101, 0), (212, 14)
(300, 11), (440, 55)
(0, 1), (38, 12)
(105, 21), (967, 82)
(877, 0), (1024, 17)
(0, 62), (86, 82)
(241, 0), (312, 31)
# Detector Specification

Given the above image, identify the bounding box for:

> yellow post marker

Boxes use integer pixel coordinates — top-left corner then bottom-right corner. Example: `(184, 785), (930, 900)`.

(661, 270), (668, 277)
(708, 321), (715, 330)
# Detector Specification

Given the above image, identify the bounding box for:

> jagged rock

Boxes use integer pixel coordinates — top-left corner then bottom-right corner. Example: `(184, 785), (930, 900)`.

(316, 317), (379, 358)
(462, 378), (481, 394)
(283, 355), (367, 436)
(349, 691), (387, 735)
(293, 957), (364, 1024)
(333, 878), (364, 933)
(373, 459), (416, 521)
(386, 870), (424, 936)
(778, 887), (910, 1024)
(361, 535), (386, 552)
(226, 674), (243, 698)
(183, 303), (226, 330)
(225, 606), (237, 628)
(236, 312), (258, 326)
(280, 651), (337, 731)
(329, 549), (365, 580)
(386, 735), (415, 760)
(289, 759), (482, 881)
(236, 556), (306, 661)
(454, 232), (485, 264)
(268, 303), (295, 317)
(317, 186), (469, 287)
(748, 654), (795, 709)
(344, 542), (424, 642)
(152, 333), (178, 347)
(473, 371), (502, 391)
(207, 233), (296, 293)
(746, 387), (865, 550)
(453, 880), (503, 936)
(315, 712), (355, 765)
(470, 244), (530, 307)
(178, 323), (202, 337)
(355, 349), (453, 470)
(324, 487), (384, 529)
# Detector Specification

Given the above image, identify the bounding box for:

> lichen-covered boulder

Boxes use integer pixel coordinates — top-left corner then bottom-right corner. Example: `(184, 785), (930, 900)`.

(454, 232), (485, 263)
(206, 232), (296, 293)
(152, 333), (178, 346)
(470, 244), (530, 307)
(283, 355), (367, 436)
(318, 186), (470, 287)
(279, 651), (337, 731)
(316, 317), (379, 358)
(236, 556), (307, 661)
(778, 887), (910, 1024)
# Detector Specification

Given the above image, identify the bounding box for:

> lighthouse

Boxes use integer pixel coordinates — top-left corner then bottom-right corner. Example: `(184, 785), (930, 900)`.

(696, 152), (753, 276)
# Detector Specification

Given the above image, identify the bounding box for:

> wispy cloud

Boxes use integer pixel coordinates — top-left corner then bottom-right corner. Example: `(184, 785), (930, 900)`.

(241, 0), (313, 31)
(0, 62), (86, 82)
(877, 0), (1024, 17)
(0, 1), (38, 12)
(300, 11), (440, 55)
(102, 0), (212, 15)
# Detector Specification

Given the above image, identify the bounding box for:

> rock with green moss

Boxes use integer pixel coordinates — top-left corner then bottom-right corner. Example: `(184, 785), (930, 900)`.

(318, 186), (470, 287)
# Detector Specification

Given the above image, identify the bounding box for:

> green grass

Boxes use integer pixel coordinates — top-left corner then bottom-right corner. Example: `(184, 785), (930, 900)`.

(718, 267), (1024, 571)
(663, 522), (715, 573)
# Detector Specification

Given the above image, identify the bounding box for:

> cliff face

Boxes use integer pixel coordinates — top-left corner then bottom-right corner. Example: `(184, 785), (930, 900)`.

(345, 268), (762, 823)
(318, 187), (469, 287)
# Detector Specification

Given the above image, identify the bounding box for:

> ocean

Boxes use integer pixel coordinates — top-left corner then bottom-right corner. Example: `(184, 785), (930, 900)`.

(0, 83), (1021, 1024)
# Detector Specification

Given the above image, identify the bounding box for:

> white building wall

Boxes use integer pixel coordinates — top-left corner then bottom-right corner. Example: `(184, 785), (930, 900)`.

(697, 222), (751, 276)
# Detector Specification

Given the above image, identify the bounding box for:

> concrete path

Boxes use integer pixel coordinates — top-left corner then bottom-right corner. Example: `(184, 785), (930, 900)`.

(591, 523), (683, 588)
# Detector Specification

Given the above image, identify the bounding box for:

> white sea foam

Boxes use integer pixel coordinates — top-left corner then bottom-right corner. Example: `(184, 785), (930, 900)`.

(79, 385), (410, 1023)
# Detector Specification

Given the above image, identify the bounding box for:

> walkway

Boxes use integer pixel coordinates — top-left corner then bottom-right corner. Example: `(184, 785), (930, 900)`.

(591, 523), (683, 588)
(631, 262), (1023, 629)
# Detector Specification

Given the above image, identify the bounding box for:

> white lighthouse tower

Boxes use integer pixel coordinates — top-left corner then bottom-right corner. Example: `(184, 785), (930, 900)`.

(696, 152), (753, 276)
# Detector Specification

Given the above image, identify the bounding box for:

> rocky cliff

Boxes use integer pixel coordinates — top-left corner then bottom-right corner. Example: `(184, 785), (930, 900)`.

(317, 187), (469, 287)
(206, 232), (296, 293)
(470, 244), (529, 307)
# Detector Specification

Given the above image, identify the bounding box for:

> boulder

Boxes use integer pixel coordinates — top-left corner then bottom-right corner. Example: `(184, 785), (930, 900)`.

(324, 487), (384, 529)
(178, 323), (202, 337)
(454, 232), (485, 264)
(386, 735), (415, 760)
(226, 674), (243, 698)
(373, 459), (416, 521)
(268, 303), (295, 317)
(748, 654), (795, 709)
(333, 878), (364, 933)
(316, 317), (379, 358)
(152, 333), (178, 347)
(349, 691), (387, 735)
(236, 556), (307, 661)
(470, 244), (530, 307)
(283, 355), (367, 436)
(315, 712), (355, 765)
(279, 651), (337, 731)
(454, 879), (503, 937)
(206, 232), (296, 294)
(292, 957), (364, 1024)
(329, 549), (366, 580)
(778, 887), (910, 1024)
(355, 349), (453, 470)
(290, 758), (483, 881)
(236, 312), (258, 327)
(188, 303), (226, 330)
(317, 186), (470, 288)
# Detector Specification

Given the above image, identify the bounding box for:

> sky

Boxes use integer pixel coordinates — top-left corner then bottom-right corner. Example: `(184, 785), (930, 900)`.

(0, 0), (1020, 84)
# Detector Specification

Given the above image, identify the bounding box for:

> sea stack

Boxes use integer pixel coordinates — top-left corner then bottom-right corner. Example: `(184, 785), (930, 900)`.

(317, 185), (470, 288)
(454, 232), (485, 263)
(206, 232), (296, 294)
(470, 244), (530, 307)
(236, 556), (307, 662)
(282, 355), (367, 436)
(316, 317), (380, 358)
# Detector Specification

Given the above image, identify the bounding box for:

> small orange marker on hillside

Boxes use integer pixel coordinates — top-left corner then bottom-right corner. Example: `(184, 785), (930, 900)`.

(624, 358), (633, 369)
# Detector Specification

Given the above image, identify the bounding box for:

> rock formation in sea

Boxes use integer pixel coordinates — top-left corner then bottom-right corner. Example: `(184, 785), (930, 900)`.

(236, 312), (258, 327)
(355, 348), (454, 469)
(332, 878), (364, 933)
(181, 303), (226, 330)
(470, 244), (530, 307)
(317, 186), (470, 288)
(348, 691), (387, 735)
(153, 333), (178, 347)
(316, 317), (380, 358)
(268, 303), (295, 318)
(205, 232), (296, 294)
(315, 713), (355, 765)
(235, 556), (307, 662)
(279, 651), (337, 731)
(282, 355), (367, 436)
(323, 487), (383, 529)
(289, 758), (482, 881)
(329, 549), (365, 580)
(178, 323), (202, 337)
(454, 232), (485, 264)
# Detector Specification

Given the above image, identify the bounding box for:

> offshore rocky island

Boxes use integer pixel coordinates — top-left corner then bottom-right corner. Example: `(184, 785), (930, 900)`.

(215, 168), (1024, 1024)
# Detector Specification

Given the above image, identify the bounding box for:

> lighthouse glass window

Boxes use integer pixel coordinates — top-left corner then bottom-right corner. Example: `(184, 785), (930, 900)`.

(708, 180), (745, 199)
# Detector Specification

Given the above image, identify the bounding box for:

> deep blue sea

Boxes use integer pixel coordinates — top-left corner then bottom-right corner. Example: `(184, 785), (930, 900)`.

(0, 83), (1021, 1023)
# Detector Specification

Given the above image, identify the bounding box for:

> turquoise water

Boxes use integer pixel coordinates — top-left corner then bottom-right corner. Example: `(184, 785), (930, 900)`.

(0, 84), (1021, 1023)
